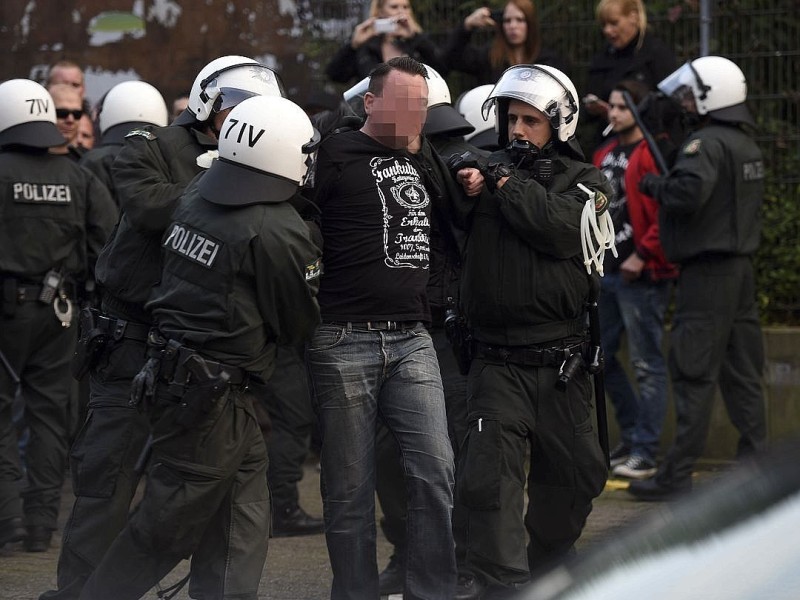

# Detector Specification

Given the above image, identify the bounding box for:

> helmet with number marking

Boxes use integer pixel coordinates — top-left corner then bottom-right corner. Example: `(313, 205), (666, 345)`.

(0, 79), (66, 148)
(198, 96), (320, 206)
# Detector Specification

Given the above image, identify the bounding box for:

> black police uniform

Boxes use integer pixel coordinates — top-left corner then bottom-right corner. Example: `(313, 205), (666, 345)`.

(0, 148), (116, 548)
(40, 123), (216, 600)
(81, 175), (322, 600)
(638, 123), (767, 492)
(456, 147), (611, 590)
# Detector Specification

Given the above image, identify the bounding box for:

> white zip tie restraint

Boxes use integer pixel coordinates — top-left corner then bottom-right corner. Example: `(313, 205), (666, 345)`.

(578, 183), (617, 276)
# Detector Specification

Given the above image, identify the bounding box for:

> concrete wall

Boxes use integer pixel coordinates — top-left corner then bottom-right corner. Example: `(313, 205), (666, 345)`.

(605, 327), (800, 460)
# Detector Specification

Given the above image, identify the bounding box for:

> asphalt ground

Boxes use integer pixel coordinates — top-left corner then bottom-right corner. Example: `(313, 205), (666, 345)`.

(0, 460), (726, 600)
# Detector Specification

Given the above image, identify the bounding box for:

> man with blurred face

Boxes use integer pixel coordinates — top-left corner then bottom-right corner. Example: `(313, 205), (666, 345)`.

(308, 56), (458, 599)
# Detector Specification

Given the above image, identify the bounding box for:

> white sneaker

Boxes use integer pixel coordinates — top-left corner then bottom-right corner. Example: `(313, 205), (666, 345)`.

(609, 442), (631, 468)
(613, 455), (657, 480)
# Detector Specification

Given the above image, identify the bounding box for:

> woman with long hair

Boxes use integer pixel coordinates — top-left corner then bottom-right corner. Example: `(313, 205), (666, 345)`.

(444, 0), (568, 86)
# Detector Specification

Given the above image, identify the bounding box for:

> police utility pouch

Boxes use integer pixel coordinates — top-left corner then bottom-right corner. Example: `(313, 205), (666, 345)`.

(2, 279), (16, 318)
(174, 354), (230, 430)
(71, 307), (108, 379)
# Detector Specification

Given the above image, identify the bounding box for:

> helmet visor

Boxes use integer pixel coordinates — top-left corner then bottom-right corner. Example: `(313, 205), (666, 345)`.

(481, 66), (572, 123)
(657, 62), (696, 98)
(213, 87), (260, 113)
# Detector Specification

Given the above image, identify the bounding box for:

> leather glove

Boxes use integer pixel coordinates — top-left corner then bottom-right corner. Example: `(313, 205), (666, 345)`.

(638, 173), (663, 198)
(130, 357), (161, 411)
(484, 161), (513, 193)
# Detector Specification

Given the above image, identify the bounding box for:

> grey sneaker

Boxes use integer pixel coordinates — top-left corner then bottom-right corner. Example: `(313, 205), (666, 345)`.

(613, 455), (657, 480)
(609, 442), (632, 468)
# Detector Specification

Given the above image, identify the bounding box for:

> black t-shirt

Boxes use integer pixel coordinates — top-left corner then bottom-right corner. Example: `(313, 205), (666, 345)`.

(596, 140), (638, 271)
(312, 130), (432, 322)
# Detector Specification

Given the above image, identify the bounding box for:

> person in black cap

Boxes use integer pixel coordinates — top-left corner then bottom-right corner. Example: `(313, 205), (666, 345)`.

(629, 56), (767, 502)
(40, 55), (283, 600)
(0, 79), (116, 553)
(80, 94), (322, 600)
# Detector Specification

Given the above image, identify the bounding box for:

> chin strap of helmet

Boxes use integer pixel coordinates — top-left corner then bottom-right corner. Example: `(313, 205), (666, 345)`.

(578, 183), (616, 276)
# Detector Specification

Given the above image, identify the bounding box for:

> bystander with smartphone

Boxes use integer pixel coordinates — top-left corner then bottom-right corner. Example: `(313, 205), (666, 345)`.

(325, 0), (446, 86)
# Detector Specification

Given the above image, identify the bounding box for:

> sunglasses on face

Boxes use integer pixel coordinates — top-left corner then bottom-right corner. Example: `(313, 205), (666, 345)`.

(56, 108), (84, 120)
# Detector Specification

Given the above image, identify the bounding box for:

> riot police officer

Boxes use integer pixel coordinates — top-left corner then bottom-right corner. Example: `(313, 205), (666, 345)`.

(629, 56), (767, 501)
(40, 56), (283, 600)
(0, 79), (116, 552)
(81, 94), (322, 600)
(452, 65), (612, 598)
(79, 80), (169, 201)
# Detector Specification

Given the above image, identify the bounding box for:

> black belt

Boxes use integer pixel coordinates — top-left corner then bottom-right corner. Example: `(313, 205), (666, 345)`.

(329, 320), (418, 332)
(159, 343), (248, 386)
(95, 312), (151, 342)
(16, 284), (43, 303)
(474, 342), (585, 367)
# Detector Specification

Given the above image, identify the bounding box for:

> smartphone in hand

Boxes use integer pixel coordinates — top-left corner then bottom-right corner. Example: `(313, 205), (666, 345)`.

(373, 18), (398, 34)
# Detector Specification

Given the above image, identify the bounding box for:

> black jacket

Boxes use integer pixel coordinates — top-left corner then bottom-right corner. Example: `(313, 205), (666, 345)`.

(326, 33), (446, 85)
(96, 124), (217, 322)
(0, 148), (117, 282)
(148, 178), (321, 380)
(443, 24), (570, 86)
(458, 149), (613, 346)
(646, 123), (764, 263)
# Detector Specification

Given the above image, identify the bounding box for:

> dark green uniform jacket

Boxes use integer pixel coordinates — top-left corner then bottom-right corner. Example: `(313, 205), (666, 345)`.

(651, 123), (764, 264)
(96, 125), (216, 321)
(148, 179), (322, 381)
(460, 151), (613, 346)
(0, 148), (117, 281)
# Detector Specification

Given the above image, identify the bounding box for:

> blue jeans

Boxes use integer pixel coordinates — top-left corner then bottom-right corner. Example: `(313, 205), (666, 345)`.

(307, 322), (456, 600)
(599, 273), (671, 462)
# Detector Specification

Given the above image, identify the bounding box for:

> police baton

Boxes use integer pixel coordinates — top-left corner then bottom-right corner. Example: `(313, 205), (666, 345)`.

(586, 277), (610, 468)
(0, 348), (20, 385)
(622, 90), (670, 176)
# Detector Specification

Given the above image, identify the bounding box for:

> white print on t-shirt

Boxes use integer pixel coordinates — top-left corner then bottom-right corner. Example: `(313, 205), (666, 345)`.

(370, 156), (430, 269)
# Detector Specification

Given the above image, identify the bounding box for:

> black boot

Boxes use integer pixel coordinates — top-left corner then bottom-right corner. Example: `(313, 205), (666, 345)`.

(378, 553), (405, 595)
(271, 503), (324, 537)
(0, 517), (26, 547)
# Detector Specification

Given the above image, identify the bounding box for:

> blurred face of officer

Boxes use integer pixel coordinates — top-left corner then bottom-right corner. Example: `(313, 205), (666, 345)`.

(50, 84), (84, 145)
(607, 90), (637, 135)
(507, 99), (552, 149)
(501, 2), (528, 48)
(363, 69), (428, 150)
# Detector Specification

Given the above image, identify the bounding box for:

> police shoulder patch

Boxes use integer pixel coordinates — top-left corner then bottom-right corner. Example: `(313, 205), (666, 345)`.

(125, 129), (157, 141)
(683, 139), (702, 156)
(305, 258), (322, 282)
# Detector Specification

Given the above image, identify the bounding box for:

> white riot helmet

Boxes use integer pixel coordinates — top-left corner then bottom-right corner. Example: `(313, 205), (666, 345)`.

(456, 84), (499, 149)
(198, 96), (320, 206)
(421, 63), (474, 137)
(175, 55), (284, 125)
(99, 80), (168, 140)
(658, 56), (754, 126)
(482, 64), (580, 145)
(0, 79), (67, 148)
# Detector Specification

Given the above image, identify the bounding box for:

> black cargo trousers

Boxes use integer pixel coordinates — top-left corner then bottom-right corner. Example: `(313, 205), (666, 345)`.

(458, 340), (608, 590)
(80, 351), (270, 600)
(42, 314), (151, 600)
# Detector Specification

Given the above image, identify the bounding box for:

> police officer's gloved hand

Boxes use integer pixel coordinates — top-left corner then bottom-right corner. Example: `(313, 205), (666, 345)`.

(130, 357), (161, 412)
(484, 161), (514, 193)
(638, 173), (663, 198)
